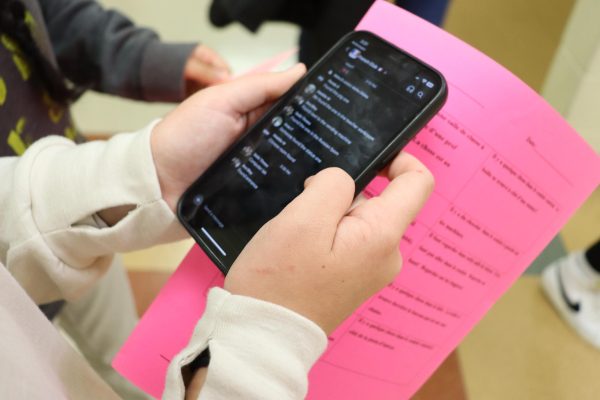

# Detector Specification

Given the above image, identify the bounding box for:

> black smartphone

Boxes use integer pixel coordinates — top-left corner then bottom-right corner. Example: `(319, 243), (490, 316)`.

(178, 31), (447, 274)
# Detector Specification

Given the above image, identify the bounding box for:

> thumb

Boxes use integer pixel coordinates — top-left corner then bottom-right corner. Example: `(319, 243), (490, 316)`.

(218, 64), (306, 115)
(277, 168), (355, 240)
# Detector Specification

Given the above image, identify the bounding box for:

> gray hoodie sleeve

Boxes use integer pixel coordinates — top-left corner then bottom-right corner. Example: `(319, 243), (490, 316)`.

(38, 0), (196, 102)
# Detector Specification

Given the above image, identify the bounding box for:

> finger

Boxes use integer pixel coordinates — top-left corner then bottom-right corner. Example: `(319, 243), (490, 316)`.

(349, 152), (434, 239)
(278, 167), (355, 236)
(386, 151), (432, 182)
(218, 64), (306, 116)
(194, 45), (231, 72)
(376, 146), (412, 177)
(185, 59), (230, 86)
(349, 192), (368, 211)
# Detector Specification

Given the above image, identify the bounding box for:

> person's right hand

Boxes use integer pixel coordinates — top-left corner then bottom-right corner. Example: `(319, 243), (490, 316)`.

(225, 153), (434, 334)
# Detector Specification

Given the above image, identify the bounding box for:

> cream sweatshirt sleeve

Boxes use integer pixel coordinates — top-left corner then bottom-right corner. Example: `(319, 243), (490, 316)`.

(0, 122), (188, 304)
(164, 288), (328, 400)
(0, 124), (328, 399)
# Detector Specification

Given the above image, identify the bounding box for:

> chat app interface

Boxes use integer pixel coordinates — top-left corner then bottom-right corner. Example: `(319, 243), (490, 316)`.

(182, 33), (441, 264)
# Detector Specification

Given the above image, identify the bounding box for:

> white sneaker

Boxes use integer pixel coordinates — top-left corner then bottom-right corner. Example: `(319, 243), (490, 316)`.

(541, 252), (600, 350)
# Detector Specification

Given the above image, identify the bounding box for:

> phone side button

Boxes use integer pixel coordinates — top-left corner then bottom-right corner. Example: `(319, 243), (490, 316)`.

(356, 170), (378, 192)
(380, 138), (412, 168)
(380, 150), (401, 170)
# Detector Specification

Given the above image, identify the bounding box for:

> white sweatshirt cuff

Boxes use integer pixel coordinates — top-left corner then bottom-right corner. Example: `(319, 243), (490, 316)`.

(4, 122), (188, 303)
(164, 287), (328, 400)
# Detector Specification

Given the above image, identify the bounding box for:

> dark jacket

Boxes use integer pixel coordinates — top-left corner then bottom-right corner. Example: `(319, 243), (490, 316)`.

(0, 0), (195, 157)
(209, 0), (375, 67)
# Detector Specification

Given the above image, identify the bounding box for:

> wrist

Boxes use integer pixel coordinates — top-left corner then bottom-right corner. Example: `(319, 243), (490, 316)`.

(141, 40), (197, 102)
(167, 288), (327, 399)
(97, 205), (135, 227)
(150, 121), (180, 213)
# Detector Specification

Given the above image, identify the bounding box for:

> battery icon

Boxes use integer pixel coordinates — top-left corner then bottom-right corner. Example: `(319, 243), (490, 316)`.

(425, 81), (435, 89)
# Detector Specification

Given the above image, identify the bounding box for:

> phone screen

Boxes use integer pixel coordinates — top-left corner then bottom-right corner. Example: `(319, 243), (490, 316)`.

(179, 31), (445, 270)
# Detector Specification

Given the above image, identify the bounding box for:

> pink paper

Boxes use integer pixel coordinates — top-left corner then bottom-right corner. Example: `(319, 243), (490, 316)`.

(114, 2), (600, 398)
(112, 247), (223, 397)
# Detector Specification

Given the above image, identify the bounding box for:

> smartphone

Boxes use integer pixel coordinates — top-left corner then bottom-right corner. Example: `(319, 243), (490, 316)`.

(178, 31), (447, 274)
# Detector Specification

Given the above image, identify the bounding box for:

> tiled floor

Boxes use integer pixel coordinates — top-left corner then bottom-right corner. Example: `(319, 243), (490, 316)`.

(444, 0), (576, 91)
(561, 188), (600, 252)
(459, 276), (600, 400)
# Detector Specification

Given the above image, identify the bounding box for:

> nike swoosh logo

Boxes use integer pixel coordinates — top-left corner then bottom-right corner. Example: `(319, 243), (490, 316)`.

(557, 268), (581, 312)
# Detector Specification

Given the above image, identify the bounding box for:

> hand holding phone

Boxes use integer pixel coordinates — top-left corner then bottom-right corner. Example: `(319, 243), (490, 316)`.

(225, 153), (434, 334)
(178, 31), (447, 273)
(150, 65), (307, 212)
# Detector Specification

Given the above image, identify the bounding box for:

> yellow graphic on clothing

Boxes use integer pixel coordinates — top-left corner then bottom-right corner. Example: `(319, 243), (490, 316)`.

(7, 117), (27, 155)
(1, 34), (31, 81)
(64, 125), (77, 141)
(43, 92), (64, 123)
(24, 11), (36, 31)
(1, 34), (19, 52)
(0, 77), (6, 106)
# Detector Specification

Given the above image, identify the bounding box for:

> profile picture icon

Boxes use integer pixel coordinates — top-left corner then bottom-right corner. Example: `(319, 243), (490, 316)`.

(348, 48), (361, 59)
(272, 116), (284, 128)
(304, 84), (317, 95)
(241, 145), (253, 157)
(293, 96), (305, 106)
(283, 105), (295, 116)
(192, 194), (204, 206)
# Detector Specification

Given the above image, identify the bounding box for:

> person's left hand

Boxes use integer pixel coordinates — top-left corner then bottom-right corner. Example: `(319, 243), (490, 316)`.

(184, 44), (231, 95)
(152, 64), (306, 211)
